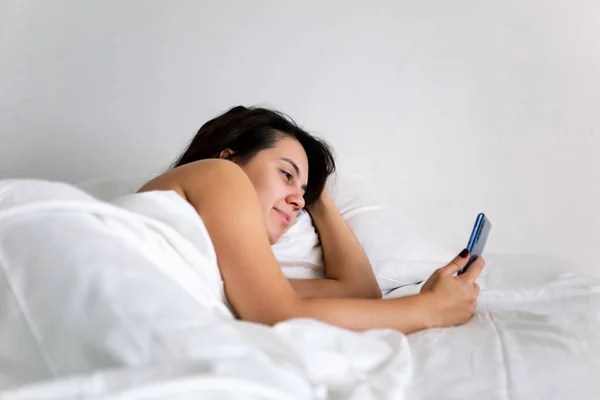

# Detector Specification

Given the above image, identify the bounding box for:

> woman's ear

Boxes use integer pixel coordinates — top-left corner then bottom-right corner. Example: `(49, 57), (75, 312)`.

(219, 149), (234, 160)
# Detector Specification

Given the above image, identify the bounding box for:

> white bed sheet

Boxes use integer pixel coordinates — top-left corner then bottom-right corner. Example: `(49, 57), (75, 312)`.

(1, 179), (599, 399)
(384, 255), (600, 399)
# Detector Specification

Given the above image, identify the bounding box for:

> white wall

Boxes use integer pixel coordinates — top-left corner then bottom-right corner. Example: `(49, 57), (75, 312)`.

(1, 0), (599, 268)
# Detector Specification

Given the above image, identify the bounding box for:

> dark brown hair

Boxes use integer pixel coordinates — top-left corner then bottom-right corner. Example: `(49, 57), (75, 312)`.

(172, 105), (336, 206)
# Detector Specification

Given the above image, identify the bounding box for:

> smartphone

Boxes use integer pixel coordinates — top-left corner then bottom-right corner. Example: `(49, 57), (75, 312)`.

(457, 213), (491, 275)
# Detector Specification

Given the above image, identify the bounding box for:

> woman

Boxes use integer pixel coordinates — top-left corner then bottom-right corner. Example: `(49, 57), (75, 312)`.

(139, 105), (484, 333)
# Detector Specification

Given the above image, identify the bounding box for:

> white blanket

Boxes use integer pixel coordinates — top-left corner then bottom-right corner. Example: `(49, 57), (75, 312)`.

(2, 179), (599, 399)
(385, 255), (600, 399)
(0, 179), (410, 400)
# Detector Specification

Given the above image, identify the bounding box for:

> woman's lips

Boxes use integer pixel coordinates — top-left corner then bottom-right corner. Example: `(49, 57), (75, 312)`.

(274, 208), (291, 225)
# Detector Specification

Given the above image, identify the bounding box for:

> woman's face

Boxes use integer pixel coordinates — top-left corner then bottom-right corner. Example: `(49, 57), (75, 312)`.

(232, 136), (309, 244)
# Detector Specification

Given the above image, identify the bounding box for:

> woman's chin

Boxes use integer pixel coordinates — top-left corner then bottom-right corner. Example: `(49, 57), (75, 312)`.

(267, 227), (284, 245)
(268, 235), (279, 245)
(267, 218), (289, 245)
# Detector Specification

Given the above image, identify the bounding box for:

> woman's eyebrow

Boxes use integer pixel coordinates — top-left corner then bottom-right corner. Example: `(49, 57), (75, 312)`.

(279, 158), (307, 191)
(279, 158), (300, 177)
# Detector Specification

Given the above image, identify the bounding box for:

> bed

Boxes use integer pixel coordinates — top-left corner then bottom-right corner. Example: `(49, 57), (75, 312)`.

(1, 178), (598, 399)
(386, 254), (600, 399)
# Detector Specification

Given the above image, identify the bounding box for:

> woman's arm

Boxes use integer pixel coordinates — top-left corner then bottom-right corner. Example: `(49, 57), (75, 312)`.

(288, 191), (382, 299)
(140, 160), (483, 333)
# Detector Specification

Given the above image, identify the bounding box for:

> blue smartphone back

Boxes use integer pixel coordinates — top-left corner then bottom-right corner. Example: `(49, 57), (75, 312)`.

(458, 213), (491, 275)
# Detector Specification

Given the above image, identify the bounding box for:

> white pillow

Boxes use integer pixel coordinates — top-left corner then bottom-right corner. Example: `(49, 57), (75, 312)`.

(77, 175), (152, 201)
(273, 174), (456, 291)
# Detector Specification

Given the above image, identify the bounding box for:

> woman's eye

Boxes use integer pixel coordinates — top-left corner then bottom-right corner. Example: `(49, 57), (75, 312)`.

(281, 170), (293, 181)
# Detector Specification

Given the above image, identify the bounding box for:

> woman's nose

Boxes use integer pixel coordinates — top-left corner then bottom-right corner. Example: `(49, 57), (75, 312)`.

(287, 188), (305, 210)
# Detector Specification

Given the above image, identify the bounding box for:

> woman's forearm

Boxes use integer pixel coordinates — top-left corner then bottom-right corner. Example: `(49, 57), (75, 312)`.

(296, 293), (437, 334)
(289, 277), (374, 299)
(308, 193), (381, 298)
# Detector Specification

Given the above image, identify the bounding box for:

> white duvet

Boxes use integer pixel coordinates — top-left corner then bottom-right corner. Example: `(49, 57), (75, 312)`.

(0, 179), (599, 400)
(0, 179), (410, 400)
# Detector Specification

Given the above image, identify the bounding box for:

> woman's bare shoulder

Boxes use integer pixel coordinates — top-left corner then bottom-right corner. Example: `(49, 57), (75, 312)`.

(138, 159), (252, 205)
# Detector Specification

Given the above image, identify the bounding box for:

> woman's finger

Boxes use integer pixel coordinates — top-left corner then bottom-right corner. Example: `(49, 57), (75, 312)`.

(460, 256), (485, 284)
(439, 249), (470, 276)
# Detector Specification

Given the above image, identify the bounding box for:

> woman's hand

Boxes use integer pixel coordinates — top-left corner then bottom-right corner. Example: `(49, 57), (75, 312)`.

(420, 250), (485, 328)
(305, 189), (332, 217)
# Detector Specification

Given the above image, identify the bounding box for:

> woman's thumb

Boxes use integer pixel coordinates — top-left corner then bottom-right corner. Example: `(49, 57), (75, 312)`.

(439, 249), (470, 276)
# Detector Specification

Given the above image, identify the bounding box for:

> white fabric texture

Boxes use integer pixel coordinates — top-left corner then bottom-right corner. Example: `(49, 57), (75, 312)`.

(385, 255), (600, 400)
(77, 174), (151, 202)
(1, 179), (599, 399)
(0, 179), (411, 400)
